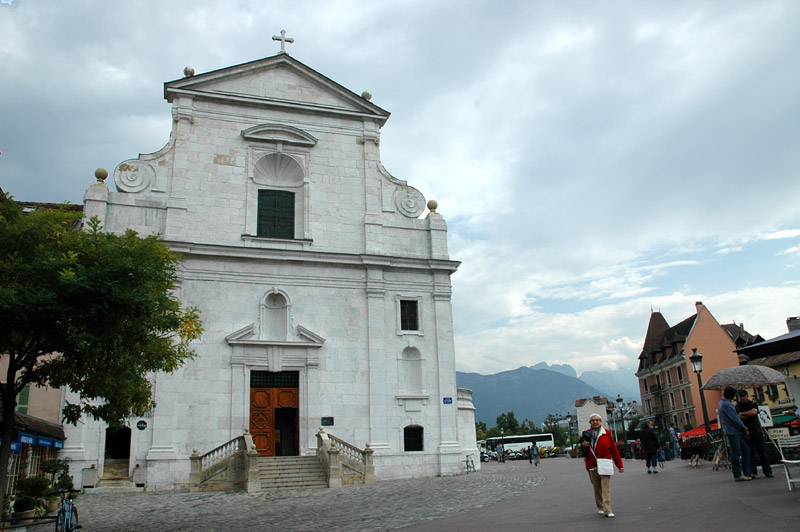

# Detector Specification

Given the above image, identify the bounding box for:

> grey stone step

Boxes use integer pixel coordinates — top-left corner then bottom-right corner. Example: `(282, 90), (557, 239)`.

(257, 456), (328, 491)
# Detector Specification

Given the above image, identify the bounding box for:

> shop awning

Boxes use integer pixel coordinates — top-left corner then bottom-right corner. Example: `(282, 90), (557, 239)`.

(679, 422), (719, 440)
(0, 410), (66, 450)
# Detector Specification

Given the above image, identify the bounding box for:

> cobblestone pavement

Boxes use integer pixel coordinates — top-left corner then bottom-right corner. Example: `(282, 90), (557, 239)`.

(78, 460), (544, 532)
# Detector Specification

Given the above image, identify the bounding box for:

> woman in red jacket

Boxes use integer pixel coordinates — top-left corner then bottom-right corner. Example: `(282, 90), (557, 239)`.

(580, 413), (624, 518)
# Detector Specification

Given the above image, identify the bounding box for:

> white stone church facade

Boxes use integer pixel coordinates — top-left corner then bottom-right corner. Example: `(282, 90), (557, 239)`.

(65, 52), (477, 490)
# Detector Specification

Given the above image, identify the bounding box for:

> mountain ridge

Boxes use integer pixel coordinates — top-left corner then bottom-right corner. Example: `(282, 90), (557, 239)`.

(456, 363), (639, 425)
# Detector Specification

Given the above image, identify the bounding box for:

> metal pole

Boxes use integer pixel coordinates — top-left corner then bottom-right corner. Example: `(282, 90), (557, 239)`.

(620, 408), (628, 459)
(697, 372), (712, 436)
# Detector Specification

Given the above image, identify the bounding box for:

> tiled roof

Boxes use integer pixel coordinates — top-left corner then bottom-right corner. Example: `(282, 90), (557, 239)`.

(575, 396), (609, 407)
(663, 314), (696, 346)
(738, 329), (800, 359)
(721, 323), (763, 348)
(749, 350), (800, 368)
(639, 312), (670, 360)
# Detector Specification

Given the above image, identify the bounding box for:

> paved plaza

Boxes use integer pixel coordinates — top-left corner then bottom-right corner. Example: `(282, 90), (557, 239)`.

(77, 456), (800, 531)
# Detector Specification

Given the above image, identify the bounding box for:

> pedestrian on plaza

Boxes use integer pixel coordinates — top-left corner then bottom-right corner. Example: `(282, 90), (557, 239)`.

(531, 442), (541, 466)
(669, 423), (680, 459)
(496, 442), (504, 463)
(581, 413), (624, 518)
(718, 386), (753, 481)
(736, 389), (774, 478)
(640, 420), (660, 474)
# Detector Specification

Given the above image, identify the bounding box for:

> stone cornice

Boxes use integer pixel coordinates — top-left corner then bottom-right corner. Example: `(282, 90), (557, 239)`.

(165, 240), (460, 274)
(168, 88), (386, 124)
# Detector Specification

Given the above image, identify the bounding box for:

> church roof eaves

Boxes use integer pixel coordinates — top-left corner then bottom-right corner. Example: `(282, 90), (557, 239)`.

(164, 54), (390, 125)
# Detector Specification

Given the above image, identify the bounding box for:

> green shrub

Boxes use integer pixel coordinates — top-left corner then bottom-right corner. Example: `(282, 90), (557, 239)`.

(40, 459), (69, 476)
(12, 495), (35, 513)
(54, 473), (74, 493)
(15, 477), (51, 498)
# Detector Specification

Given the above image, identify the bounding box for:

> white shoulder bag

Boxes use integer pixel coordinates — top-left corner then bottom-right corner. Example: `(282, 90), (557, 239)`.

(591, 439), (614, 476)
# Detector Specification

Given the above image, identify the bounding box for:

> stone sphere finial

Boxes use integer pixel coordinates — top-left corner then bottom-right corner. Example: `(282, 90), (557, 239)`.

(95, 168), (108, 182)
(361, 91), (372, 101)
(427, 199), (438, 213)
(184, 66), (195, 77)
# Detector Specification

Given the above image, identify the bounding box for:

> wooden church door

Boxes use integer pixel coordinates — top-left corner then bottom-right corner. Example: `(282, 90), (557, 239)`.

(250, 371), (299, 457)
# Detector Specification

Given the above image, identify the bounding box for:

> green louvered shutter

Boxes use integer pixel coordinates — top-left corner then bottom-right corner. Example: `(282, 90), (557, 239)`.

(257, 190), (295, 239)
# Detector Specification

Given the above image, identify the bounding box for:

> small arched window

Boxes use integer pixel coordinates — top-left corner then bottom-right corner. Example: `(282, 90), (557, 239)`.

(260, 289), (290, 341)
(400, 347), (423, 394)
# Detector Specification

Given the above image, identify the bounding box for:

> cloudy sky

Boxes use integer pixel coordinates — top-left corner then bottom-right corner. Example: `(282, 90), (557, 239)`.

(2, 1), (799, 386)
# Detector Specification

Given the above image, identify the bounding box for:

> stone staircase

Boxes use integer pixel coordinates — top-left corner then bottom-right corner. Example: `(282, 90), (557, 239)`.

(258, 456), (328, 491)
(91, 459), (141, 492)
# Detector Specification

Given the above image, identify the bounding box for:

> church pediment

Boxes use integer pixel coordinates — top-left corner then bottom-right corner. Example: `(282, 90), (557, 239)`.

(225, 323), (325, 348)
(164, 54), (389, 124)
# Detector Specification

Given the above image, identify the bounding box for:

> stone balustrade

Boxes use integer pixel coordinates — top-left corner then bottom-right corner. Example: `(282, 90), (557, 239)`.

(189, 430), (259, 492)
(316, 428), (375, 486)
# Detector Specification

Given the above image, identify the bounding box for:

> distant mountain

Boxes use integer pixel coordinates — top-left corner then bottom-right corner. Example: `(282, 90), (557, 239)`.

(578, 369), (640, 403)
(531, 361), (577, 378)
(456, 366), (604, 425)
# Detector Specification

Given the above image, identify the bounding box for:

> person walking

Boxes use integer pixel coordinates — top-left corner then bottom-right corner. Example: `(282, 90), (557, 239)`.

(718, 386), (753, 481)
(640, 420), (660, 474)
(531, 442), (541, 466)
(669, 423), (680, 459)
(580, 413), (624, 518)
(736, 389), (774, 478)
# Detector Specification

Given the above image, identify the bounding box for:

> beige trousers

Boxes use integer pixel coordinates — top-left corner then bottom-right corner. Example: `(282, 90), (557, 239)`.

(588, 469), (612, 514)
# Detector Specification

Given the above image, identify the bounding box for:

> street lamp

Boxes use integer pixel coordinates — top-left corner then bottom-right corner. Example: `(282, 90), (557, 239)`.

(616, 395), (629, 459)
(565, 414), (574, 447)
(689, 348), (712, 437)
(565, 414), (576, 456)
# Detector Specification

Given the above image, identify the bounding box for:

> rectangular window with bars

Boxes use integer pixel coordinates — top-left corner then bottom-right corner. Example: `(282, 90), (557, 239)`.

(250, 371), (299, 388)
(400, 300), (419, 331)
(257, 189), (295, 239)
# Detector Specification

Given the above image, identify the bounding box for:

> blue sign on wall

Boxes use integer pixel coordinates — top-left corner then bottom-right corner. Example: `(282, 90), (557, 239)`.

(53, 440), (64, 449)
(38, 436), (53, 447)
(443, 397), (453, 404)
(17, 432), (36, 445)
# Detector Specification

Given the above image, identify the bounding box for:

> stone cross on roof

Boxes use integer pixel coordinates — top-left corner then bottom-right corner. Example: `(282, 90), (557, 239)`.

(272, 29), (294, 54)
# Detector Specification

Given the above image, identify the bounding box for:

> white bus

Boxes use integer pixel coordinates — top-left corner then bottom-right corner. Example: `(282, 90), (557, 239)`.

(486, 433), (556, 453)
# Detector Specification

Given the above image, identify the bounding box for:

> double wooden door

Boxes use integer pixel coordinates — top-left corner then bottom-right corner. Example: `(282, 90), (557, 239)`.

(250, 387), (299, 457)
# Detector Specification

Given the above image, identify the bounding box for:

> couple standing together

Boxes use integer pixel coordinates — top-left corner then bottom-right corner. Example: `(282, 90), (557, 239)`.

(718, 386), (773, 481)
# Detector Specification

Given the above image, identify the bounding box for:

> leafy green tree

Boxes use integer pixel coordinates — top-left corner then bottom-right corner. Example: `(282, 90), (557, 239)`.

(496, 411), (519, 434)
(542, 413), (568, 447)
(518, 418), (539, 435)
(626, 415), (642, 440)
(475, 421), (488, 441)
(0, 193), (203, 511)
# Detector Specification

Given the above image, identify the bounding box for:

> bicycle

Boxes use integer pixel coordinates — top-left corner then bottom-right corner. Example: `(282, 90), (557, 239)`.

(464, 455), (476, 473)
(55, 490), (82, 531)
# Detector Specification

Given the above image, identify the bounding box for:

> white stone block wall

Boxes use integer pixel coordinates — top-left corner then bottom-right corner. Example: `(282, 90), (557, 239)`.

(71, 54), (466, 489)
